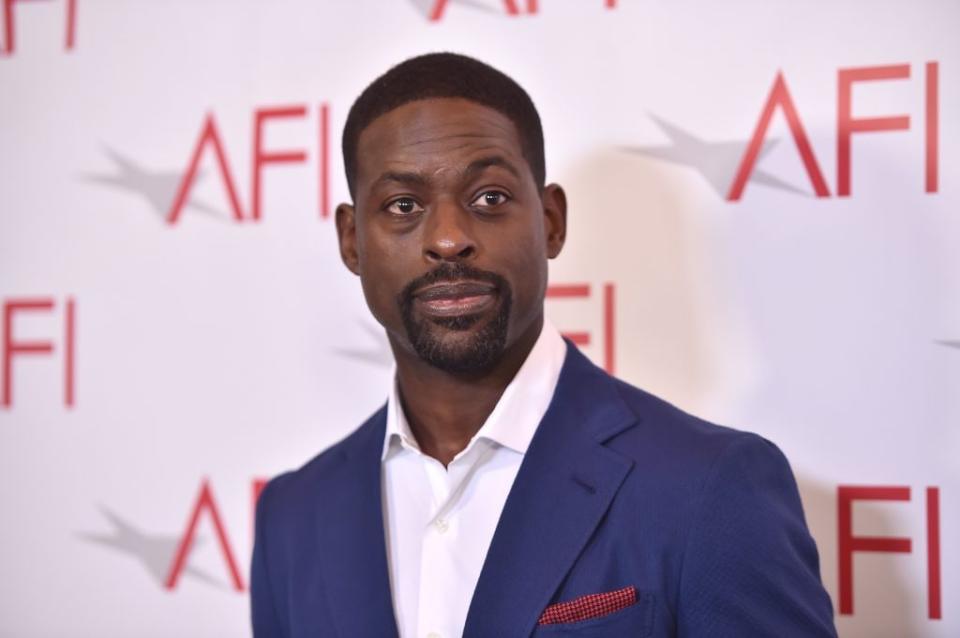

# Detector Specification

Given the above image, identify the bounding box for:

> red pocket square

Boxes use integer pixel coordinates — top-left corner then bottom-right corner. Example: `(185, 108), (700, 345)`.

(538, 585), (637, 625)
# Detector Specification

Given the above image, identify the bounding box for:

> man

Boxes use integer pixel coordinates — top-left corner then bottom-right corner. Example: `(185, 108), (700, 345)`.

(251, 52), (837, 637)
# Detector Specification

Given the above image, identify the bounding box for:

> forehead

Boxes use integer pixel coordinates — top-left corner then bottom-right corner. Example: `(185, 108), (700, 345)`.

(354, 98), (527, 185)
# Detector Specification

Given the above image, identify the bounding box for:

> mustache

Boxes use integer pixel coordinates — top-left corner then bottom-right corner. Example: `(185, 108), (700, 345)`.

(398, 263), (507, 305)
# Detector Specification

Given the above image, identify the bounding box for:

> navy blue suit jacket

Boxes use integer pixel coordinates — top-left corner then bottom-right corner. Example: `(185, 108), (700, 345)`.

(251, 343), (837, 637)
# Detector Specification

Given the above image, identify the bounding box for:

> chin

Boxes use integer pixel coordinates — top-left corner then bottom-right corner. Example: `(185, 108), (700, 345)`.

(407, 305), (511, 374)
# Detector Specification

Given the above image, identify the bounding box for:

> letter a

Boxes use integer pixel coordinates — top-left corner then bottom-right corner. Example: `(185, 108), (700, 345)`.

(167, 114), (246, 225)
(165, 479), (245, 591)
(727, 72), (830, 201)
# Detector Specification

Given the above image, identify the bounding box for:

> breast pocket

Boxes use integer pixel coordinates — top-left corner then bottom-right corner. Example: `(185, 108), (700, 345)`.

(531, 592), (655, 637)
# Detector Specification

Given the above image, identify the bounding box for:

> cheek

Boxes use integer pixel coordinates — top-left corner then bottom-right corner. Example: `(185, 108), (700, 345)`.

(357, 215), (418, 268)
(357, 228), (417, 317)
(487, 223), (548, 297)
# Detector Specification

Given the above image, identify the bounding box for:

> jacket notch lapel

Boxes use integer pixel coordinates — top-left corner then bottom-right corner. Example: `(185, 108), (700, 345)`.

(463, 346), (639, 638)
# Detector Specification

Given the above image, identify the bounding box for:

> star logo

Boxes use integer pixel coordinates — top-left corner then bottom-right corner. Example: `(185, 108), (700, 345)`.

(84, 147), (228, 223)
(623, 114), (809, 198)
(78, 506), (227, 589)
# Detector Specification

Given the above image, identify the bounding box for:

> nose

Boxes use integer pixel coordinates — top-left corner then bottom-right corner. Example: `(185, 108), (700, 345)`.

(422, 198), (477, 263)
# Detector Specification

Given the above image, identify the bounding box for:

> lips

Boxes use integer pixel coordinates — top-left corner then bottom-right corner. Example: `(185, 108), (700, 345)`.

(413, 281), (498, 317)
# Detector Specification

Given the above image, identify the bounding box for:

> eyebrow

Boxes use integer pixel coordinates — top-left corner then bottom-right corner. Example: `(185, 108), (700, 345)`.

(370, 155), (522, 191)
(372, 170), (429, 189)
(463, 155), (522, 181)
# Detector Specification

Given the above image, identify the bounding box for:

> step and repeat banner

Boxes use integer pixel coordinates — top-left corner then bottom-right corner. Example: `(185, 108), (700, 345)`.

(1, 1), (957, 636)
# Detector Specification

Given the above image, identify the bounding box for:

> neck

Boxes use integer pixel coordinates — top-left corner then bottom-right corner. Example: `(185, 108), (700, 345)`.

(391, 315), (543, 467)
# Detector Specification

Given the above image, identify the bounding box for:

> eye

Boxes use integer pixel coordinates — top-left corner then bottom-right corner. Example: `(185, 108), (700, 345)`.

(385, 197), (424, 216)
(471, 190), (510, 208)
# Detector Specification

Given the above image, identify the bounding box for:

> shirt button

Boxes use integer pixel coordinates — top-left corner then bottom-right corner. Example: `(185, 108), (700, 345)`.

(427, 633), (441, 638)
(435, 517), (449, 534)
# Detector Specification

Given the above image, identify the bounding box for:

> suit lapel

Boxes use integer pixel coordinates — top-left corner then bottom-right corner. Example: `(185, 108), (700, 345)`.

(463, 345), (639, 638)
(315, 407), (400, 638)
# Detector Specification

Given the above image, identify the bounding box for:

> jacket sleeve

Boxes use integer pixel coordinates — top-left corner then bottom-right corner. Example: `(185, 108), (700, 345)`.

(676, 433), (837, 637)
(251, 478), (286, 638)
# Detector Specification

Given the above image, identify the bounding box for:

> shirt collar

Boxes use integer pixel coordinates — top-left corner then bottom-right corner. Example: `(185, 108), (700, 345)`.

(382, 319), (568, 462)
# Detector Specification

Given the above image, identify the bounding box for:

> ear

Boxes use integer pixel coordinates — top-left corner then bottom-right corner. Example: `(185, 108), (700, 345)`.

(541, 183), (567, 259)
(335, 202), (361, 275)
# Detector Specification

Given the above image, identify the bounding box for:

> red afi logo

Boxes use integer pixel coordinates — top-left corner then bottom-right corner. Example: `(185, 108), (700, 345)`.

(730, 62), (939, 200)
(168, 104), (332, 225)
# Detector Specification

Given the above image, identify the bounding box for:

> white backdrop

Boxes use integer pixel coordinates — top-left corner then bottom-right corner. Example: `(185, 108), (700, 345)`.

(1, 1), (957, 636)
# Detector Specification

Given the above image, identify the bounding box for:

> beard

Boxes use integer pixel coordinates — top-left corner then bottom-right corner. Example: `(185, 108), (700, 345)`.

(397, 263), (512, 374)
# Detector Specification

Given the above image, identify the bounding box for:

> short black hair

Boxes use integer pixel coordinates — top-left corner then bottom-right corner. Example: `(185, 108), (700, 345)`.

(342, 52), (545, 198)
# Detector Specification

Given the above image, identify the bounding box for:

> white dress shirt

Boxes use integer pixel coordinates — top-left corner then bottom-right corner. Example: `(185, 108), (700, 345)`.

(381, 321), (568, 638)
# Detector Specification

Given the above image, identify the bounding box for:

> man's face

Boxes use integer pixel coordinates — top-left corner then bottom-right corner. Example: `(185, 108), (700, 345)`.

(337, 98), (566, 372)
(336, 97), (566, 374)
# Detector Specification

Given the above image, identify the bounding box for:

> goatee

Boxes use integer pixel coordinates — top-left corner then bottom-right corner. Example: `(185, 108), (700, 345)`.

(398, 263), (512, 374)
